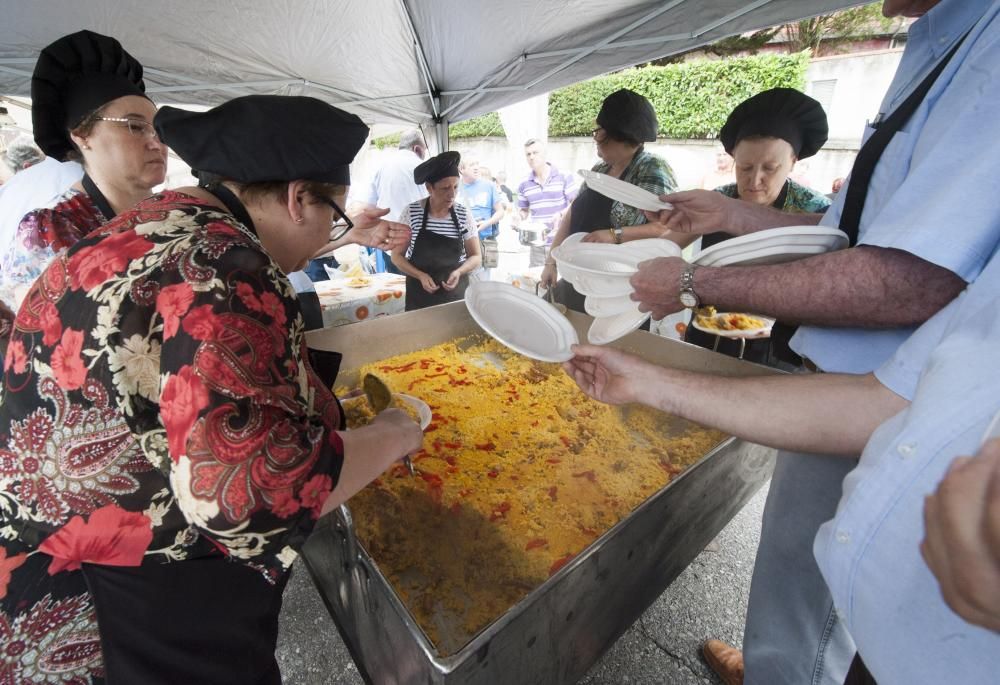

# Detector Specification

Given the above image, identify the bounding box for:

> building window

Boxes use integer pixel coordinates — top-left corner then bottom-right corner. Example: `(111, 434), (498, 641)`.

(810, 79), (837, 115)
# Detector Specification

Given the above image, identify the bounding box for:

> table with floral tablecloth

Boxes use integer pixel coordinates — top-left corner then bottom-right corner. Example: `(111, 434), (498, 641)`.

(313, 273), (407, 327)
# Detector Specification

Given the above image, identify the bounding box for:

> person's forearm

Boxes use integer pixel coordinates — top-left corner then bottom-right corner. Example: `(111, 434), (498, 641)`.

(646, 368), (906, 456)
(548, 210), (573, 250)
(324, 425), (412, 511)
(485, 207), (504, 227)
(695, 246), (966, 327)
(620, 223), (663, 241)
(730, 205), (824, 235)
(458, 255), (482, 274)
(519, 208), (529, 221)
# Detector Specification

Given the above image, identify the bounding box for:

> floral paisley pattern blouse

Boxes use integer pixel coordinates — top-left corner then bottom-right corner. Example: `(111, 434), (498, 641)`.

(0, 191), (345, 683)
(715, 178), (831, 214)
(0, 188), (108, 359)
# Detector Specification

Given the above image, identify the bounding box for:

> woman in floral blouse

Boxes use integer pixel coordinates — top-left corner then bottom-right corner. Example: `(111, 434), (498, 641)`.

(687, 88), (833, 368)
(0, 95), (421, 684)
(0, 31), (168, 358)
(541, 89), (678, 314)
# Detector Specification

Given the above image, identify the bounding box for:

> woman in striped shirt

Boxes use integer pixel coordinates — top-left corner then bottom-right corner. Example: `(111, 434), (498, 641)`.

(392, 151), (482, 311)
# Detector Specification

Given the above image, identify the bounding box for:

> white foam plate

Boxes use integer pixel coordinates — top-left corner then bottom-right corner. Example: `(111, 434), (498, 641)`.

(579, 169), (674, 212)
(584, 293), (640, 317)
(395, 393), (432, 430)
(691, 225), (848, 268)
(559, 237), (681, 263)
(552, 247), (638, 277)
(587, 309), (651, 345)
(690, 313), (774, 339)
(465, 281), (578, 362)
(567, 273), (634, 298)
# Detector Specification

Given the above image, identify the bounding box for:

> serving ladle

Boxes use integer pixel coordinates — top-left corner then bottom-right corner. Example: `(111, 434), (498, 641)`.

(363, 373), (417, 475)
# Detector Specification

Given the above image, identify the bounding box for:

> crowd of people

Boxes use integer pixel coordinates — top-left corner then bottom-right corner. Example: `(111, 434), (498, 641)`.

(0, 0), (997, 682)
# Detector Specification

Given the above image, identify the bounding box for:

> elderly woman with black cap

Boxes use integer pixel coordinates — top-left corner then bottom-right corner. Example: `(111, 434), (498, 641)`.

(392, 150), (482, 311)
(0, 31), (168, 353)
(0, 94), (421, 684)
(713, 87), (831, 217)
(684, 88), (832, 367)
(540, 88), (677, 314)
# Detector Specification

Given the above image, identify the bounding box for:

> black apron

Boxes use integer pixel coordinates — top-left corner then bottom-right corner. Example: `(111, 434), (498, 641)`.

(405, 201), (469, 311)
(552, 186), (614, 313)
(686, 182), (801, 367)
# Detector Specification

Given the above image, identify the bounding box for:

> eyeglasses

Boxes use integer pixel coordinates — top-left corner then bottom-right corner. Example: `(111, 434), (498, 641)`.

(322, 196), (354, 241)
(95, 117), (159, 140)
(591, 127), (609, 143)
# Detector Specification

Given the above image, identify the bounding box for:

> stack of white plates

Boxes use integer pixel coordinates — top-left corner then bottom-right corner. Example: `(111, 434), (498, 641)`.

(692, 225), (849, 267)
(552, 237), (680, 345)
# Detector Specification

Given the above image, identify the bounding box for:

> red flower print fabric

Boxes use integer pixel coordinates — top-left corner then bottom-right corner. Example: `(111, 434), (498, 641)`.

(0, 191), (345, 683)
(39, 505), (153, 574)
(51, 328), (87, 390)
(160, 364), (210, 460)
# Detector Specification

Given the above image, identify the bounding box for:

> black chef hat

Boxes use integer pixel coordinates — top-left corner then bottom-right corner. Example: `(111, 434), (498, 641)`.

(155, 95), (369, 185)
(720, 88), (828, 160)
(596, 89), (658, 143)
(31, 30), (148, 161)
(413, 151), (461, 185)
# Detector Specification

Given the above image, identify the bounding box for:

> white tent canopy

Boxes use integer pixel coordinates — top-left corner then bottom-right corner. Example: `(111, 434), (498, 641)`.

(1, 0), (864, 147)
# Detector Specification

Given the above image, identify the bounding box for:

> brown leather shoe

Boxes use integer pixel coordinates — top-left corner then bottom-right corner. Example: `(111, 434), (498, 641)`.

(701, 639), (744, 685)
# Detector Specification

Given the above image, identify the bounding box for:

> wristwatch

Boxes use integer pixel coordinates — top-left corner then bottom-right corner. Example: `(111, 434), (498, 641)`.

(610, 225), (624, 244)
(679, 265), (700, 308)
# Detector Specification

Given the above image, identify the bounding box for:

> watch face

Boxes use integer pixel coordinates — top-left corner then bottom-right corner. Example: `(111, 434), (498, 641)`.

(679, 290), (699, 308)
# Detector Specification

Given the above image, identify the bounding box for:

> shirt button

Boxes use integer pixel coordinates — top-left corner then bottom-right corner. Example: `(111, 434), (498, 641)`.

(836, 530), (851, 544)
(897, 442), (917, 457)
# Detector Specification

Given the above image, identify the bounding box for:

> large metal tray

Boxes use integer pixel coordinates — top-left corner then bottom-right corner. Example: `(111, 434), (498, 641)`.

(302, 301), (777, 685)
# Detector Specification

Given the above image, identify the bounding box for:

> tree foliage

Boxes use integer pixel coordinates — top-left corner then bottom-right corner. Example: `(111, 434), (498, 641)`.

(785, 3), (899, 54)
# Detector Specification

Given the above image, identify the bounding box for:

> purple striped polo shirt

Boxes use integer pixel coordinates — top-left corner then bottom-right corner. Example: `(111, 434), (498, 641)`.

(516, 164), (578, 229)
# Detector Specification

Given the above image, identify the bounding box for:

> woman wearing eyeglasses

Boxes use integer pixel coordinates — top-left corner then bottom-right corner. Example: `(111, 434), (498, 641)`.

(0, 94), (421, 684)
(0, 31), (166, 358)
(540, 89), (677, 314)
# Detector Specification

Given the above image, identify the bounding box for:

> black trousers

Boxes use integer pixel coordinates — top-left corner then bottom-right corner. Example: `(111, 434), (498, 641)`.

(82, 558), (288, 685)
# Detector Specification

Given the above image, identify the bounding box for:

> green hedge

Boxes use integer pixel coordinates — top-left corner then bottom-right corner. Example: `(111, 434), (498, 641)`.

(549, 51), (810, 139)
(372, 112), (505, 148)
(373, 51), (809, 146)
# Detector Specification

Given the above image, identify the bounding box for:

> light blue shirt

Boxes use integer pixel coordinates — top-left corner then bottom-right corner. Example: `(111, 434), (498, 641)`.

(814, 247), (1000, 684)
(791, 0), (1000, 374)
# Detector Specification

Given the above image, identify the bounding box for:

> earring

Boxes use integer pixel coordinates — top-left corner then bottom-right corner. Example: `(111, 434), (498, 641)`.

(295, 217), (303, 224)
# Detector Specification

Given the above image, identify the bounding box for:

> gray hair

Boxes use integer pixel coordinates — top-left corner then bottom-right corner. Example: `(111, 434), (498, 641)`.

(3, 136), (44, 172)
(398, 129), (426, 151)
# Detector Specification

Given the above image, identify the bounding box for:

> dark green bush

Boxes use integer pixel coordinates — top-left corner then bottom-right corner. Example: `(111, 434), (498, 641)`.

(548, 51), (810, 139)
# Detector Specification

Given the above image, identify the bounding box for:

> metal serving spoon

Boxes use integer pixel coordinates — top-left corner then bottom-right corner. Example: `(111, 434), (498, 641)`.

(362, 373), (416, 475)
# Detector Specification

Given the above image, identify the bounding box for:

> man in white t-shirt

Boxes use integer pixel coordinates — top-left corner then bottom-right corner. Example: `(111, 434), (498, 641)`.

(354, 129), (429, 275)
